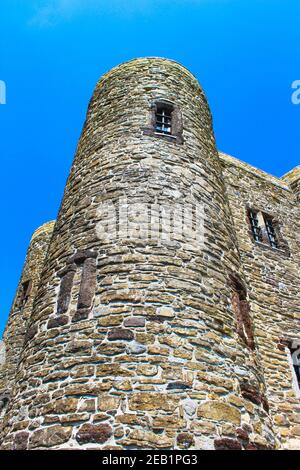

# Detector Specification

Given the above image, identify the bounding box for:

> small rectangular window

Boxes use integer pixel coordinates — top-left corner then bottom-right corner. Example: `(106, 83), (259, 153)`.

(264, 215), (279, 249)
(230, 275), (255, 350)
(247, 208), (283, 250)
(155, 107), (172, 135)
(294, 362), (300, 386)
(17, 280), (31, 308)
(287, 341), (300, 397)
(143, 101), (183, 143)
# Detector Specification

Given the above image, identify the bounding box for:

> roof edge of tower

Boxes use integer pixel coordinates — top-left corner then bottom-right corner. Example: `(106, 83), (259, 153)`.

(219, 151), (291, 191)
(30, 220), (56, 242)
(281, 165), (300, 184)
(98, 57), (200, 86)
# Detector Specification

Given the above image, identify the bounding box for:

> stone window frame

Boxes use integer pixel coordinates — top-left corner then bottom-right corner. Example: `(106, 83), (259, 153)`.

(16, 279), (32, 309)
(56, 250), (97, 323)
(278, 338), (300, 398)
(245, 205), (290, 256)
(142, 99), (184, 144)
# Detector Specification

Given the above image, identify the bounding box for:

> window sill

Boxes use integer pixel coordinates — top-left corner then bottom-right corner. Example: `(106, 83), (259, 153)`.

(142, 127), (183, 144)
(154, 132), (177, 139)
(252, 240), (290, 257)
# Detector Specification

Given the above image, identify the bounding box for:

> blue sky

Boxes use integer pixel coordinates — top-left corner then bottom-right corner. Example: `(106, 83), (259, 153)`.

(0, 0), (299, 336)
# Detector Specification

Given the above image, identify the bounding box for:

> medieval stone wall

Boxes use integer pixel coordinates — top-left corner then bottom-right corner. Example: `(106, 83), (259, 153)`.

(220, 152), (300, 450)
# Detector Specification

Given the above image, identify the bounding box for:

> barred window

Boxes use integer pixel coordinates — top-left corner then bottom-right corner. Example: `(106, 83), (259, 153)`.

(155, 107), (172, 135)
(264, 215), (279, 249)
(248, 210), (262, 242)
(247, 208), (281, 250)
(143, 101), (183, 143)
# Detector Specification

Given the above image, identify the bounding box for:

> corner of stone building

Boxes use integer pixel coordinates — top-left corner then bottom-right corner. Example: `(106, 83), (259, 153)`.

(281, 166), (300, 198)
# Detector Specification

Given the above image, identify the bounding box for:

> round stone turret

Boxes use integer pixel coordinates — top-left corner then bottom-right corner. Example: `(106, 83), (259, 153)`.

(0, 221), (55, 422)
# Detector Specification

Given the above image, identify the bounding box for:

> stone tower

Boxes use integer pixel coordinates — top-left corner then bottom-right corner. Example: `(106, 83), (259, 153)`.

(0, 222), (54, 418)
(1, 57), (296, 450)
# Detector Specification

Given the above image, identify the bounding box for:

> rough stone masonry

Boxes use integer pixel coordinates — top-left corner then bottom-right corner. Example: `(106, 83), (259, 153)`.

(0, 58), (299, 450)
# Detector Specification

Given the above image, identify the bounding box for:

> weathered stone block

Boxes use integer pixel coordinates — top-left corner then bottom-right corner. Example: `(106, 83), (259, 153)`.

(167, 382), (191, 390)
(30, 425), (72, 448)
(129, 392), (179, 411)
(156, 307), (175, 318)
(121, 429), (173, 448)
(108, 328), (134, 341)
(98, 395), (120, 411)
(76, 423), (112, 444)
(177, 433), (194, 449)
(13, 431), (29, 450)
(96, 364), (135, 377)
(126, 342), (147, 354)
(44, 398), (79, 414)
(214, 438), (242, 450)
(47, 315), (69, 329)
(124, 317), (145, 327)
(197, 401), (241, 425)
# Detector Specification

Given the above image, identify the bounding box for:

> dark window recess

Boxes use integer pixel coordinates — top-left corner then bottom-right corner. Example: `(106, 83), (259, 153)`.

(18, 280), (31, 307)
(264, 215), (279, 249)
(155, 107), (172, 135)
(290, 344), (300, 391)
(248, 210), (262, 242)
(57, 267), (76, 315)
(0, 393), (9, 417)
(230, 275), (255, 350)
(247, 208), (285, 251)
(294, 364), (300, 387)
(74, 257), (97, 322)
(279, 339), (300, 395)
(56, 250), (97, 321)
(142, 101), (183, 144)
